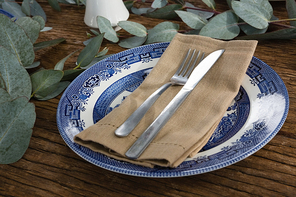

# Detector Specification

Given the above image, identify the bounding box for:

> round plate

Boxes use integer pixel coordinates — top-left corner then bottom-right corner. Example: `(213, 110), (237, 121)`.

(57, 42), (289, 177)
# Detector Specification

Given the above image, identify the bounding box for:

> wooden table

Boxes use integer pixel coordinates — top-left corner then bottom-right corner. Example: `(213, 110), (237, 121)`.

(1, 1), (296, 196)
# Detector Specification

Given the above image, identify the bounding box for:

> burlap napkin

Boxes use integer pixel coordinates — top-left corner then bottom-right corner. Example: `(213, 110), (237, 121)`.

(74, 34), (257, 168)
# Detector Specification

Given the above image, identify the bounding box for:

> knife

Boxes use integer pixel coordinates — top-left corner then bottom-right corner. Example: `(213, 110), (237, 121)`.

(125, 49), (225, 159)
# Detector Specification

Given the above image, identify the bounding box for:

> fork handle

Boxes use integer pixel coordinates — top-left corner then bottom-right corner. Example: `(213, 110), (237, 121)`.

(125, 88), (191, 159)
(115, 83), (172, 137)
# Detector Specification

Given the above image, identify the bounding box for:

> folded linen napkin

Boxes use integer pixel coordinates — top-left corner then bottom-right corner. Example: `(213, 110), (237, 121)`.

(74, 34), (258, 168)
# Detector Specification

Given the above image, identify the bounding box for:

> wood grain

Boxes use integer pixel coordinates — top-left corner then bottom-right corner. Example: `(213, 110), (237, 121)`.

(1, 0), (296, 196)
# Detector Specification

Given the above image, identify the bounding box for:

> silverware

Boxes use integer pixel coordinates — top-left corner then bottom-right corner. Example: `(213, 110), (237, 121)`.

(125, 49), (225, 159)
(115, 49), (204, 137)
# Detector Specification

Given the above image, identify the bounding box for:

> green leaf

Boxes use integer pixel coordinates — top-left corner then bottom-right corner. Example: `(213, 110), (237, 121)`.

(21, 0), (31, 16)
(185, 2), (214, 19)
(54, 50), (79, 71)
(240, 23), (268, 35)
(2, 0), (26, 18)
(0, 88), (12, 104)
(36, 81), (70, 100)
(0, 46), (32, 99)
(33, 38), (65, 51)
(124, 0), (134, 10)
(96, 47), (108, 57)
(25, 61), (40, 69)
(90, 29), (100, 36)
(118, 21), (147, 37)
(96, 16), (119, 43)
(33, 16), (46, 30)
(48, 0), (61, 11)
(62, 69), (85, 81)
(0, 14), (35, 67)
(131, 7), (151, 15)
(31, 69), (64, 99)
(146, 22), (179, 44)
(199, 10), (240, 40)
(80, 54), (113, 69)
(0, 97), (36, 164)
(202, 0), (216, 9)
(286, 0), (296, 26)
(30, 0), (47, 21)
(238, 27), (296, 40)
(119, 36), (147, 48)
(175, 10), (208, 30)
(77, 34), (104, 68)
(145, 4), (183, 19)
(171, 0), (184, 4)
(15, 17), (40, 44)
(151, 0), (168, 8)
(232, 0), (272, 29)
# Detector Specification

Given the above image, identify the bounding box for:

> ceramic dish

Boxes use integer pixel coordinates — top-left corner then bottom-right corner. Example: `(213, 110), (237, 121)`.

(57, 42), (289, 177)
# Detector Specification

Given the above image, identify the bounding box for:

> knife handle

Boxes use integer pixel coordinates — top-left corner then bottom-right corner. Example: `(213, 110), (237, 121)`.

(115, 83), (172, 137)
(125, 88), (191, 159)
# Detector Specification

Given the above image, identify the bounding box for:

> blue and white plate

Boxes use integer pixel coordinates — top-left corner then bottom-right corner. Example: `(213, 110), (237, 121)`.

(57, 42), (289, 177)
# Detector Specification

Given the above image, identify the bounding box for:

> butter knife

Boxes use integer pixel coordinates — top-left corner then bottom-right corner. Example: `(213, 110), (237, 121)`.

(125, 49), (225, 159)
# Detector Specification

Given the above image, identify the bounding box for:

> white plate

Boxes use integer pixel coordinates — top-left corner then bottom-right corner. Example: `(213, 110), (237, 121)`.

(57, 42), (289, 177)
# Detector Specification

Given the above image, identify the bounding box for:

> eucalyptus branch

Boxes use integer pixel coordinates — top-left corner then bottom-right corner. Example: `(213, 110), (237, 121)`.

(269, 18), (296, 28)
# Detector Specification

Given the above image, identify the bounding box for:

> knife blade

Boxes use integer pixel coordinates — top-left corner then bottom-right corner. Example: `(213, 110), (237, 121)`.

(125, 49), (225, 159)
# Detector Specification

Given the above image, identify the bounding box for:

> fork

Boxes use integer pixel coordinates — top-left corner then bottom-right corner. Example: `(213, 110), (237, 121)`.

(115, 49), (204, 137)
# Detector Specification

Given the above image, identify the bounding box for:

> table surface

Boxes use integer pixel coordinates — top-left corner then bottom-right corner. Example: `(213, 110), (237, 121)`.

(1, 0), (296, 196)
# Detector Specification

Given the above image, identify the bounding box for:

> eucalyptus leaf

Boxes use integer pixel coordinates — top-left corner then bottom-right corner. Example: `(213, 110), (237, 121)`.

(171, 0), (184, 4)
(62, 69), (85, 81)
(2, 0), (26, 19)
(202, 0), (216, 9)
(118, 21), (147, 37)
(232, 0), (272, 29)
(58, 0), (76, 4)
(40, 27), (53, 32)
(0, 14), (35, 67)
(33, 38), (65, 51)
(21, 0), (31, 16)
(96, 47), (108, 57)
(31, 69), (64, 99)
(33, 15), (45, 30)
(199, 10), (240, 40)
(54, 50), (79, 71)
(48, 0), (61, 11)
(0, 88), (12, 104)
(80, 54), (113, 69)
(119, 36), (147, 48)
(240, 23), (268, 35)
(286, 0), (296, 26)
(83, 37), (93, 46)
(145, 4), (183, 19)
(0, 97), (36, 164)
(238, 27), (296, 40)
(185, 2), (214, 19)
(124, 0), (134, 10)
(30, 0), (47, 21)
(96, 16), (119, 43)
(146, 22), (179, 44)
(175, 10), (208, 30)
(36, 81), (70, 100)
(77, 34), (104, 68)
(25, 61), (40, 69)
(90, 29), (100, 36)
(131, 7), (152, 15)
(15, 17), (40, 44)
(151, 0), (168, 8)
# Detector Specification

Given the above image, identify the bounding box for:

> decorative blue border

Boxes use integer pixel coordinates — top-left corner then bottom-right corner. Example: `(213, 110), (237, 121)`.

(57, 43), (289, 178)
